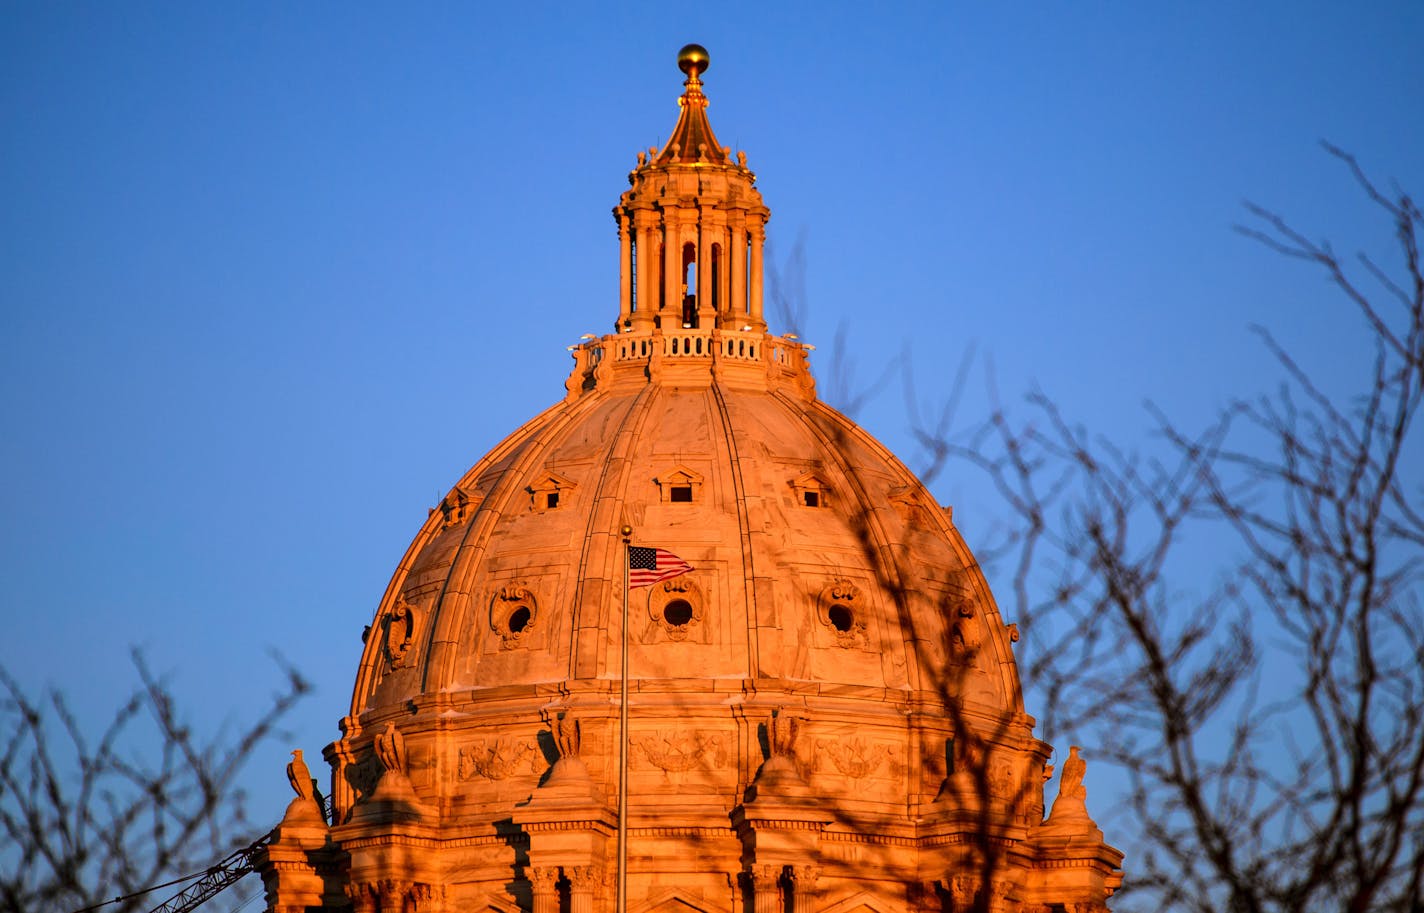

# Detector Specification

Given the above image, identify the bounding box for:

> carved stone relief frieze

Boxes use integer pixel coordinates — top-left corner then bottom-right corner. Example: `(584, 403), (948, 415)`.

(632, 729), (728, 775)
(988, 754), (1019, 804)
(813, 735), (897, 781)
(456, 737), (540, 781)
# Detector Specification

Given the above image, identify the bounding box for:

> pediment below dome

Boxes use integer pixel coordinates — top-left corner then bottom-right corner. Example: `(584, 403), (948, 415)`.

(633, 887), (727, 913)
(818, 891), (894, 913)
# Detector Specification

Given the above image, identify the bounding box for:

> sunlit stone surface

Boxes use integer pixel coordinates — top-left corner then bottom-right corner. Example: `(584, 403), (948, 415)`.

(256, 45), (1122, 913)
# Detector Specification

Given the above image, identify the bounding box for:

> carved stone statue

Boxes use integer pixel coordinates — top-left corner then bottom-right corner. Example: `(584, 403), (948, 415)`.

(528, 711), (597, 797)
(279, 747), (326, 827)
(768, 711), (799, 758)
(950, 731), (983, 779)
(553, 713), (581, 760)
(747, 708), (813, 799)
(1059, 745), (1086, 800)
(1045, 745), (1099, 832)
(287, 748), (314, 800)
(374, 722), (407, 776)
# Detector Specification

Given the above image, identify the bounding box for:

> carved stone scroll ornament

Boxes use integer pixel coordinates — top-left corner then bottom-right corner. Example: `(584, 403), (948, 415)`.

(354, 880), (440, 913)
(345, 882), (376, 913)
(490, 584), (538, 649)
(409, 883), (443, 913)
(384, 598), (417, 669)
(376, 880), (411, 913)
(947, 593), (984, 664)
(646, 575), (704, 641)
(987, 879), (1014, 913)
(816, 579), (868, 648)
(908, 881), (938, 913)
(749, 864), (783, 913)
(528, 869), (561, 913)
(787, 865), (821, 913)
(948, 875), (981, 911)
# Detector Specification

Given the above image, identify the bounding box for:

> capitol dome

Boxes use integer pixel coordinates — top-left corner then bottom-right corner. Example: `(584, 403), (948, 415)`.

(257, 47), (1122, 913)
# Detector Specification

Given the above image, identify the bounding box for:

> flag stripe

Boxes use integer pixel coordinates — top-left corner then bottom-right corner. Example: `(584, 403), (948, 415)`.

(628, 546), (692, 588)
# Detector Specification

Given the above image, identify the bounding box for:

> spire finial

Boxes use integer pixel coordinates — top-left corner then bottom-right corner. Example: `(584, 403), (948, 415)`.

(676, 44), (710, 112)
(677, 43), (709, 81)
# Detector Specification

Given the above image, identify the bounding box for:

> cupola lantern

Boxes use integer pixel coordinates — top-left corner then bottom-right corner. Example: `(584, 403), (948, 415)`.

(615, 46), (769, 334)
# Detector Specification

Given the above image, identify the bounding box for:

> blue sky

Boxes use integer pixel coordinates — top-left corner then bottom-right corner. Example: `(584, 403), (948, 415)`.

(3, 2), (1421, 845)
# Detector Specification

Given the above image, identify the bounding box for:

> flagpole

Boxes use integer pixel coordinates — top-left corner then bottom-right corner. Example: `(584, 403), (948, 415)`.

(617, 524), (632, 913)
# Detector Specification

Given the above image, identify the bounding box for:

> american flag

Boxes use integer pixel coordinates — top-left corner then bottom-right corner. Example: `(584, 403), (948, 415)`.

(628, 547), (692, 588)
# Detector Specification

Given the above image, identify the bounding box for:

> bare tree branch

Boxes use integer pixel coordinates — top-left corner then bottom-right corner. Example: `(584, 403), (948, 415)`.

(0, 652), (309, 913)
(902, 150), (1424, 912)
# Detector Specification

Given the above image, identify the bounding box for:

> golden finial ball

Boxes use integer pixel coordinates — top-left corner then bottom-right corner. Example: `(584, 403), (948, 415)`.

(677, 43), (709, 77)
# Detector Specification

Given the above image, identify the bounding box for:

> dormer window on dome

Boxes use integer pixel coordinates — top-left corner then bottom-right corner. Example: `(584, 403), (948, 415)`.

(656, 465), (704, 503)
(528, 471), (575, 512)
(791, 471), (831, 508)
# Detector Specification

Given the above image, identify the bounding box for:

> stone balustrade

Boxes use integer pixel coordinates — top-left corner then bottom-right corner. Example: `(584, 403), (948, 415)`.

(567, 327), (813, 397)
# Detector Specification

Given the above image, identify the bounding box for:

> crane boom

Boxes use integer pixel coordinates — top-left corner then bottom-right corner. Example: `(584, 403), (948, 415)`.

(145, 830), (274, 913)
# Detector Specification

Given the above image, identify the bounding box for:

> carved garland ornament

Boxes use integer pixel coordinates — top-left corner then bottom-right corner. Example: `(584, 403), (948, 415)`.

(457, 737), (540, 781)
(632, 730), (728, 773)
(814, 735), (896, 780)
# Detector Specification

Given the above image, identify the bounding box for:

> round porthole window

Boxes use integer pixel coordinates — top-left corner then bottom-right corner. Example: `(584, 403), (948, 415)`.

(663, 599), (694, 627)
(817, 579), (867, 648)
(648, 579), (704, 642)
(490, 584), (538, 649)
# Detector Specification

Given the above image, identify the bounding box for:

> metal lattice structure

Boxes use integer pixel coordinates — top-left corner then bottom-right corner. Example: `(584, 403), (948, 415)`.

(145, 831), (273, 913)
